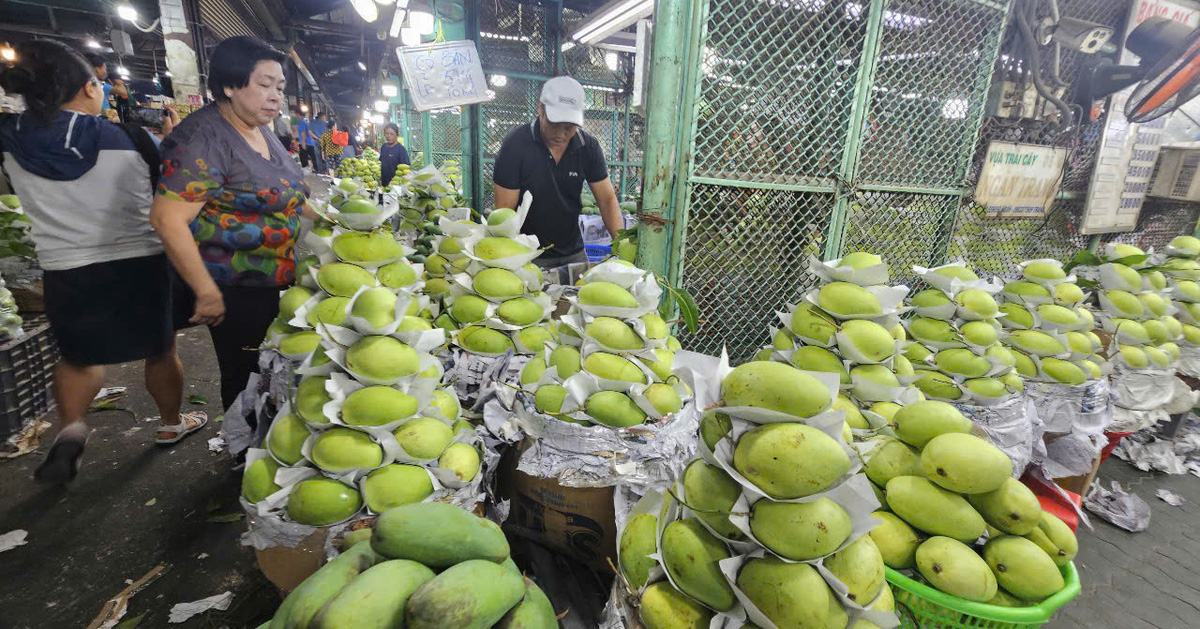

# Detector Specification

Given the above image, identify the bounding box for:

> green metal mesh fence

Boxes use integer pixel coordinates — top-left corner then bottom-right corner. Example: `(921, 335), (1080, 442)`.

(844, 191), (961, 286)
(950, 198), (1091, 281)
(1101, 199), (1200, 252)
(561, 8), (630, 87)
(479, 0), (553, 75)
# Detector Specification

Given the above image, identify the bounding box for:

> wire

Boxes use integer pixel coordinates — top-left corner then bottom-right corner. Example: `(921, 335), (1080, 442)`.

(1016, 0), (1075, 131)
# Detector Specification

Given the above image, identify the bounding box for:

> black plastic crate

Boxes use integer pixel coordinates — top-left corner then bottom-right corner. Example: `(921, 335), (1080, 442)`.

(0, 315), (58, 439)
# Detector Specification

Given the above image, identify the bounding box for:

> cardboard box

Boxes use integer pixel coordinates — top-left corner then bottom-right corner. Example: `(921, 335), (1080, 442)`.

(254, 529), (327, 596)
(1053, 451), (1102, 498)
(497, 443), (618, 574)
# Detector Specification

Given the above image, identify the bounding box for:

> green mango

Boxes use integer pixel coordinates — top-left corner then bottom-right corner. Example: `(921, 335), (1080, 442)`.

(583, 352), (646, 383)
(585, 391), (647, 427)
(495, 578), (556, 629)
(578, 281), (638, 308)
(361, 464), (434, 512)
(737, 557), (846, 629)
(534, 385), (568, 414)
(916, 536), (997, 602)
(750, 496), (851, 560)
(721, 360), (831, 417)
(638, 582), (713, 629)
(823, 536), (885, 605)
(699, 411), (731, 451)
(661, 519), (735, 611)
(313, 559), (435, 629)
(864, 436), (922, 487)
(921, 433), (1012, 494)
(892, 400), (972, 448)
(404, 559), (526, 628)
(683, 460), (743, 540)
(585, 316), (644, 349)
(372, 502), (509, 568)
(868, 511), (922, 569)
(733, 422), (850, 499)
(549, 345), (581, 378)
(1024, 511), (1077, 566)
(886, 476), (986, 542)
(270, 543), (377, 629)
(983, 536), (1065, 601)
(967, 477), (1042, 535)
(618, 513), (658, 589)
(242, 457), (281, 503)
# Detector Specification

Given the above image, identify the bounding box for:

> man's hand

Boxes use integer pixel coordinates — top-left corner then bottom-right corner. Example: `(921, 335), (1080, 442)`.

(192, 288), (225, 327)
(161, 105), (181, 136)
(589, 177), (624, 239)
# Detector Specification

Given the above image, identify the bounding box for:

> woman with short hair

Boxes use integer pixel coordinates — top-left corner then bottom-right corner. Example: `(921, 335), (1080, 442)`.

(379, 122), (410, 187)
(151, 36), (315, 415)
(0, 40), (205, 483)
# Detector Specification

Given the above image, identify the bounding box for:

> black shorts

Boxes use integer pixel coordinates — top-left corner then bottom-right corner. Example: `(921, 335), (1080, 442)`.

(43, 253), (175, 366)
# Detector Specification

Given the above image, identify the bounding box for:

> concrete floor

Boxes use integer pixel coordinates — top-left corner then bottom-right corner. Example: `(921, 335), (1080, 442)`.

(2, 325), (1200, 627)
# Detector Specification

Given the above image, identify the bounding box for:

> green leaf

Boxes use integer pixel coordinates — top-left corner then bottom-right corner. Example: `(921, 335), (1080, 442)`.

(114, 613), (145, 629)
(1111, 254), (1149, 267)
(206, 512), (245, 523)
(674, 287), (700, 334)
(187, 394), (208, 405)
(1063, 250), (1101, 273)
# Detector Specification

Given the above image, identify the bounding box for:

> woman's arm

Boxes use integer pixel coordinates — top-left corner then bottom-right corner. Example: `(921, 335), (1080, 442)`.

(149, 197), (225, 325)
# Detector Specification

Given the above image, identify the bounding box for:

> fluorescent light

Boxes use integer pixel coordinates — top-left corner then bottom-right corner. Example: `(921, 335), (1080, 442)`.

(374, 0), (392, 4)
(489, 74), (508, 87)
(116, 65), (130, 76)
(389, 7), (407, 38)
(410, 10), (434, 34)
(374, 100), (389, 112)
(400, 27), (420, 46)
(357, 61), (367, 71)
(300, 103), (309, 113)
(561, 42), (576, 52)
(86, 38), (101, 49)
(480, 32), (530, 42)
(371, 113), (384, 124)
(116, 4), (138, 22)
(381, 83), (398, 97)
(572, 0), (653, 44)
(605, 52), (619, 71)
(164, 70), (172, 77)
(349, 0), (379, 22)
(0, 47), (14, 62)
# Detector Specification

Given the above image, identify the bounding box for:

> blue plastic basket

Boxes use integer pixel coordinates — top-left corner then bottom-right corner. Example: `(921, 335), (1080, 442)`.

(585, 244), (612, 263)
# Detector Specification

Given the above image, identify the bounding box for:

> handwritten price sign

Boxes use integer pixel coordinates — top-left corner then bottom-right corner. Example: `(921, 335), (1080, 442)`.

(398, 41), (493, 111)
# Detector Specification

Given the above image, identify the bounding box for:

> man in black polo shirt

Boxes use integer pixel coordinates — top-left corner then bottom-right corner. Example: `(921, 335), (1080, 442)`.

(493, 76), (624, 269)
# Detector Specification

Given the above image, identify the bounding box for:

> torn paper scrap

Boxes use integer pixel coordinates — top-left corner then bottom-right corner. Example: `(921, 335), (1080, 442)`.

(1156, 488), (1185, 506)
(167, 591), (233, 623)
(0, 529), (28, 552)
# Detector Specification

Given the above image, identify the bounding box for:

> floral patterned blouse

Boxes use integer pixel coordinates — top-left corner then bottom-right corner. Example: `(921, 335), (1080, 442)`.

(157, 104), (308, 287)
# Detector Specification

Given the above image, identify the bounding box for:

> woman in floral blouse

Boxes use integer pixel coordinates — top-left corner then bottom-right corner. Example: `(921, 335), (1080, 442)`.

(151, 36), (315, 415)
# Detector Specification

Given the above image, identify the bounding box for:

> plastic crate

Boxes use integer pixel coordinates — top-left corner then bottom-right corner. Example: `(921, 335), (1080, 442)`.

(0, 315), (58, 438)
(585, 244), (612, 264)
(887, 563), (1080, 628)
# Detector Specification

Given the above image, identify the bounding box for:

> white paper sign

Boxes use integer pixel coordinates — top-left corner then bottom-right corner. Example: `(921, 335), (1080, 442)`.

(397, 41), (493, 111)
(1081, 0), (1200, 234)
(976, 142), (1068, 217)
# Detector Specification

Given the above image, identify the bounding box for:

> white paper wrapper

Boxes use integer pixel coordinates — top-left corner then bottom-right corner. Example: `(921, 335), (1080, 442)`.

(808, 253), (889, 286)
(777, 304), (836, 348)
(1178, 345), (1200, 377)
(1109, 367), (1177, 411)
(801, 284), (911, 321)
(1025, 379), (1112, 434)
(954, 395), (1036, 475)
(912, 263), (991, 294)
(485, 191), (533, 238)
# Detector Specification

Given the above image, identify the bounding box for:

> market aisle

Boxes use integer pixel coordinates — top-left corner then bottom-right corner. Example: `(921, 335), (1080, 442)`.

(0, 326), (277, 628)
(1047, 456), (1200, 629)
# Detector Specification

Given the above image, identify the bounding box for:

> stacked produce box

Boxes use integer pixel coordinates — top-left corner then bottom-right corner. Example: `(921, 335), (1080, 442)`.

(264, 502), (556, 628)
(242, 191), (486, 528)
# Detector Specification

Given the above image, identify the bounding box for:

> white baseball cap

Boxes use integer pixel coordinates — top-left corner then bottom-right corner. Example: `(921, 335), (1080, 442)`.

(539, 76), (586, 127)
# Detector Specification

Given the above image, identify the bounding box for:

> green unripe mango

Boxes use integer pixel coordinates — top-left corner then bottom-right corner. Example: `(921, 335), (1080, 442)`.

(585, 316), (643, 349)
(474, 268), (525, 300)
(242, 457), (281, 503)
(967, 477), (1041, 535)
(314, 559), (435, 629)
(424, 254), (450, 277)
(1003, 281), (1051, 299)
(279, 286), (314, 322)
(699, 411), (731, 451)
(641, 313), (668, 339)
(733, 422), (849, 499)
(916, 536), (997, 602)
(987, 589), (1029, 607)
(737, 558), (846, 629)
(280, 331), (320, 355)
(903, 341), (933, 362)
(819, 281), (882, 316)
(451, 294), (490, 324)
(999, 303), (1034, 328)
(965, 377), (1008, 398)
(516, 326), (553, 352)
(750, 496), (851, 560)
(1065, 331), (1093, 355)
(1007, 330), (1066, 356)
(684, 460), (743, 540)
(1139, 292), (1169, 316)
(475, 236), (532, 260)
(438, 236), (465, 256)
(1024, 512), (1077, 566)
(721, 360), (831, 417)
(962, 320), (999, 346)
(1036, 304), (1080, 327)
(362, 464), (434, 512)
(645, 383), (682, 415)
(790, 346), (850, 385)
(269, 542), (376, 629)
(583, 352), (646, 383)
(497, 297), (544, 326)
(839, 319), (896, 362)
(579, 281), (638, 308)
(404, 559), (526, 628)
(377, 260), (418, 288)
(1105, 289), (1145, 316)
(549, 345), (581, 378)
(1054, 282), (1084, 305)
(1042, 357), (1086, 385)
(934, 266), (979, 282)
(534, 385), (568, 414)
(460, 326), (515, 354)
(984, 536), (1065, 602)
(521, 358), (546, 385)
(922, 433), (1011, 494)
(318, 263), (376, 297)
(1120, 344), (1149, 367)
(638, 582), (713, 629)
(339, 198), (378, 214)
(911, 288), (952, 308)
(347, 336), (419, 380)
(865, 436), (923, 487)
(287, 477), (363, 526)
(372, 502), (509, 567)
(333, 231), (403, 263)
(495, 578), (556, 629)
(1012, 350), (1038, 377)
(393, 416), (454, 459)
(312, 427), (384, 472)
(487, 207), (517, 226)
(913, 369), (962, 400)
(870, 401), (902, 422)
(887, 476), (986, 541)
(1170, 235), (1200, 255)
(661, 519), (735, 611)
(351, 287), (398, 327)
(585, 391), (647, 427)
(639, 348), (675, 381)
(835, 395), (868, 429)
(1144, 344), (1170, 367)
(1024, 261), (1065, 281)
(618, 513), (658, 589)
(295, 376), (333, 426)
(840, 251), (882, 269)
(869, 511), (921, 569)
(267, 412), (309, 464)
(910, 317), (957, 343)
(935, 348), (990, 377)
(824, 535), (885, 604)
(439, 443), (481, 481)
(789, 303), (836, 344)
(956, 288), (999, 318)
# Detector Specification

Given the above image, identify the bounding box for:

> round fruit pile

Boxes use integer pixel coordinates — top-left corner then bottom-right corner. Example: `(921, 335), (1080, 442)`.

(905, 262), (1024, 402)
(864, 405), (1078, 607)
(523, 259), (686, 426)
(993, 259), (1105, 387)
(336, 154), (381, 188)
(396, 164), (462, 264)
(1084, 243), (1183, 371)
(266, 502), (556, 628)
(243, 198), (484, 527)
(619, 359), (895, 628)
(1165, 237), (1200, 367)
(433, 210), (553, 356)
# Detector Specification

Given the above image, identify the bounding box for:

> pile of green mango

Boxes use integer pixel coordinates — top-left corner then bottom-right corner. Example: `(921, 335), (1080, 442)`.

(429, 210), (555, 356)
(522, 259), (687, 428)
(1163, 237), (1200, 361)
(244, 184), (485, 527)
(263, 502), (556, 629)
(397, 163), (465, 265)
(335, 156), (381, 188)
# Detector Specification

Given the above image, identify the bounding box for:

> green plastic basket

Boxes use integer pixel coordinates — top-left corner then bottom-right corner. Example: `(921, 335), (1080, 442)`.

(886, 563), (1080, 629)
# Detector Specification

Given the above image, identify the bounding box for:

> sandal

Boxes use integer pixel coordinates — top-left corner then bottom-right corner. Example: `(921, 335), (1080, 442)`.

(34, 435), (87, 484)
(156, 411), (208, 445)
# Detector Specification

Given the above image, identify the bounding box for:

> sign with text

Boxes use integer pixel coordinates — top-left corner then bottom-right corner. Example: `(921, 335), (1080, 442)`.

(1081, 0), (1200, 234)
(976, 142), (1069, 217)
(397, 41), (492, 111)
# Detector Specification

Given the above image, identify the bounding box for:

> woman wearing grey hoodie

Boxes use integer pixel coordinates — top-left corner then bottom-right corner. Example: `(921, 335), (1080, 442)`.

(0, 41), (205, 483)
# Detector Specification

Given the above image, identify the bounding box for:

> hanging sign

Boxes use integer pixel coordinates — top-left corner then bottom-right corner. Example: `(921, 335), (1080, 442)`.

(397, 40), (493, 111)
(1081, 0), (1200, 234)
(975, 142), (1069, 218)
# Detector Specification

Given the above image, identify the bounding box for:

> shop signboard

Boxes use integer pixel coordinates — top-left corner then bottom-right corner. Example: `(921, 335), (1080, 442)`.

(397, 40), (492, 111)
(976, 141), (1068, 217)
(1081, 0), (1200, 234)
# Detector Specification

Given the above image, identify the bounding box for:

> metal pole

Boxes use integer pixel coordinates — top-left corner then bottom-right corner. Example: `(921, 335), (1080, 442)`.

(635, 0), (699, 279)
(466, 0), (484, 209)
(621, 97), (631, 200)
(824, 0), (886, 261)
(423, 111), (434, 166)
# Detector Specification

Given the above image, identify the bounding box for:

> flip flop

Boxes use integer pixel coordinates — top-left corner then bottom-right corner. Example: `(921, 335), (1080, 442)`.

(156, 411), (208, 445)
(34, 436), (86, 484)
